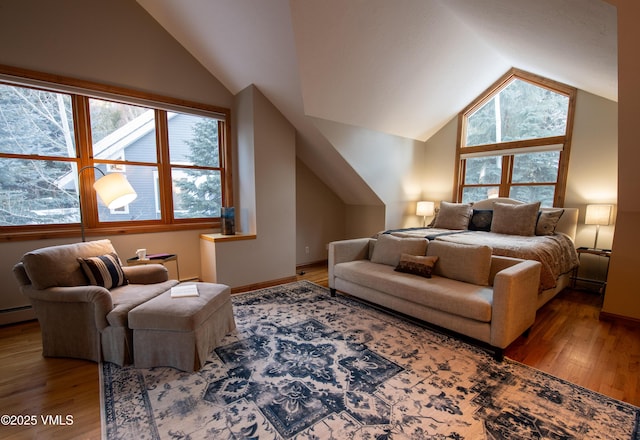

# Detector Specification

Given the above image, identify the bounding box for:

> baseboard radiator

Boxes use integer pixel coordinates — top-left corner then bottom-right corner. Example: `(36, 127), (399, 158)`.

(0, 306), (35, 325)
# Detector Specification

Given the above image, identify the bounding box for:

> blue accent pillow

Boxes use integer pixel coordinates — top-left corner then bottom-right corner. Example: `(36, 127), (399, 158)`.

(468, 209), (493, 231)
(78, 253), (128, 289)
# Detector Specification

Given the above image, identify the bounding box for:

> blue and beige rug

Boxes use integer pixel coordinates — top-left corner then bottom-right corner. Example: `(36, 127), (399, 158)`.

(101, 281), (639, 439)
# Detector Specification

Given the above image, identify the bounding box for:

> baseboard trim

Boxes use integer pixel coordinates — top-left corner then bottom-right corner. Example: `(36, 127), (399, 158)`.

(296, 260), (328, 270)
(230, 276), (298, 294)
(599, 311), (640, 325)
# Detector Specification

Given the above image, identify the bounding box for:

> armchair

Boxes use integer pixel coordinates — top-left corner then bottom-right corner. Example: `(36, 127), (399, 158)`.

(12, 239), (178, 365)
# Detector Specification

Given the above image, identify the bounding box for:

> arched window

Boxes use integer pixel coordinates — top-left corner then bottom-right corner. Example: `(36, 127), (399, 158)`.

(455, 68), (576, 207)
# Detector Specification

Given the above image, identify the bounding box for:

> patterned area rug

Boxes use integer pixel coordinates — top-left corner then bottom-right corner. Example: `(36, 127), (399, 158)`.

(101, 281), (640, 439)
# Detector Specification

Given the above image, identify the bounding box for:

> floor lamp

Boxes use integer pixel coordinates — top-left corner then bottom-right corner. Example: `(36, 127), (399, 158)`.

(584, 204), (612, 250)
(78, 166), (137, 241)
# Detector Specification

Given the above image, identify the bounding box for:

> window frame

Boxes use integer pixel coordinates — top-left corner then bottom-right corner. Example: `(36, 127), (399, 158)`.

(0, 64), (233, 241)
(454, 68), (576, 207)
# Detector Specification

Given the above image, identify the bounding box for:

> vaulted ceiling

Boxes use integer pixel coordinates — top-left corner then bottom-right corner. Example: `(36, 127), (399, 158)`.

(136, 0), (617, 204)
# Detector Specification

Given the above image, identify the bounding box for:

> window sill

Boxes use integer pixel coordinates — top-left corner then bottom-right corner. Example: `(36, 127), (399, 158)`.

(200, 232), (256, 243)
(0, 221), (222, 242)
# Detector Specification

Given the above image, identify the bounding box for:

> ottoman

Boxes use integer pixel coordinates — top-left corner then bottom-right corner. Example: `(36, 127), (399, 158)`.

(128, 282), (236, 371)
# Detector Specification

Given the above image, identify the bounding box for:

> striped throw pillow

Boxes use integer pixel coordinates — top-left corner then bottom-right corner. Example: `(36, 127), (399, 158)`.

(78, 253), (128, 289)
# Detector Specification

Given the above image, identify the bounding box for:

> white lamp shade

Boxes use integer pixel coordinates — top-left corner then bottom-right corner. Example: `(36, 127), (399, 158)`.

(585, 204), (612, 226)
(416, 201), (435, 217)
(93, 173), (137, 209)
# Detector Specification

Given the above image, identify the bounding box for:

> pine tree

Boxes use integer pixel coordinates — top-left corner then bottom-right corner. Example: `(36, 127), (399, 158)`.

(173, 119), (222, 218)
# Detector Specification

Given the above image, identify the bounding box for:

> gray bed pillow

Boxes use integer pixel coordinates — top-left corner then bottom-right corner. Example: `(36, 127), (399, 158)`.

(370, 234), (428, 267)
(491, 201), (541, 236)
(536, 208), (564, 235)
(432, 201), (473, 230)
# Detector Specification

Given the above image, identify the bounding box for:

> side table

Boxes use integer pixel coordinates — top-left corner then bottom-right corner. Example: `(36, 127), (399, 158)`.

(572, 247), (611, 294)
(127, 253), (180, 281)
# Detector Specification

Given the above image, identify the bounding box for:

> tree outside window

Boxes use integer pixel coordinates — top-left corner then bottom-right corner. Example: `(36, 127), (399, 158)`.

(168, 114), (222, 219)
(0, 84), (77, 226)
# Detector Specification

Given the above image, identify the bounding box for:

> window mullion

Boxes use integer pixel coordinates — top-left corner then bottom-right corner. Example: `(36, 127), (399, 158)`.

(155, 110), (173, 223)
(219, 120), (231, 208)
(458, 159), (468, 202)
(500, 156), (512, 197)
(73, 95), (100, 231)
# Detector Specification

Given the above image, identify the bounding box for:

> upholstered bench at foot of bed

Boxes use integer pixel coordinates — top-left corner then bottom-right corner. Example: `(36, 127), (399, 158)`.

(128, 282), (236, 372)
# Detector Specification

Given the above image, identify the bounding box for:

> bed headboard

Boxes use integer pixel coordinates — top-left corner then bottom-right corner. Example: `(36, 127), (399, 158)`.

(471, 198), (578, 242)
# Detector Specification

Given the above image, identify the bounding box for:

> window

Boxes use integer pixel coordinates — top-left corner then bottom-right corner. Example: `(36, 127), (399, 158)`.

(0, 67), (231, 240)
(0, 85), (78, 227)
(455, 69), (576, 207)
(89, 99), (160, 223)
(167, 113), (223, 220)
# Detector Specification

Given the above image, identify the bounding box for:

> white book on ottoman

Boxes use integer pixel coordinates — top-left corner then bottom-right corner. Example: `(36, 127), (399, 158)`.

(170, 284), (199, 298)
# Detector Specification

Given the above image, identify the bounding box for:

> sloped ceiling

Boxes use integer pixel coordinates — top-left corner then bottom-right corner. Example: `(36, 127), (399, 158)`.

(136, 0), (617, 203)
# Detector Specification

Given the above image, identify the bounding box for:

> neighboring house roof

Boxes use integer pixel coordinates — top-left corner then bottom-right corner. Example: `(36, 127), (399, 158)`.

(56, 111), (177, 189)
(92, 109), (156, 160)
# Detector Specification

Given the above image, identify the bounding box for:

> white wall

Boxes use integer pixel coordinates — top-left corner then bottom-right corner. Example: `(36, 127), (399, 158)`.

(602, 0), (640, 320)
(0, 0), (233, 108)
(296, 159), (346, 264)
(423, 118), (459, 204)
(252, 86), (297, 280)
(210, 85), (296, 288)
(312, 118), (425, 230)
(566, 91), (618, 251)
(345, 205), (386, 239)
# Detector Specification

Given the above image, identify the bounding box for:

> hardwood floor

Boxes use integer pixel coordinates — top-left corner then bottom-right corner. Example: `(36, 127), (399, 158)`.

(506, 287), (640, 406)
(0, 320), (101, 440)
(1, 262), (638, 439)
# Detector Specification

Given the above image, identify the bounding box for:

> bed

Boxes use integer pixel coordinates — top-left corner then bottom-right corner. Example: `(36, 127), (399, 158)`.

(382, 198), (579, 309)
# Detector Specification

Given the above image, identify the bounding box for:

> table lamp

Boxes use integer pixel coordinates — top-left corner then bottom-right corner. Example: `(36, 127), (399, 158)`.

(585, 204), (612, 250)
(416, 201), (435, 227)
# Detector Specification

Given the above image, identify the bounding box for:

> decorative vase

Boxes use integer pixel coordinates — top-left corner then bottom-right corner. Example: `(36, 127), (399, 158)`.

(221, 207), (235, 235)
